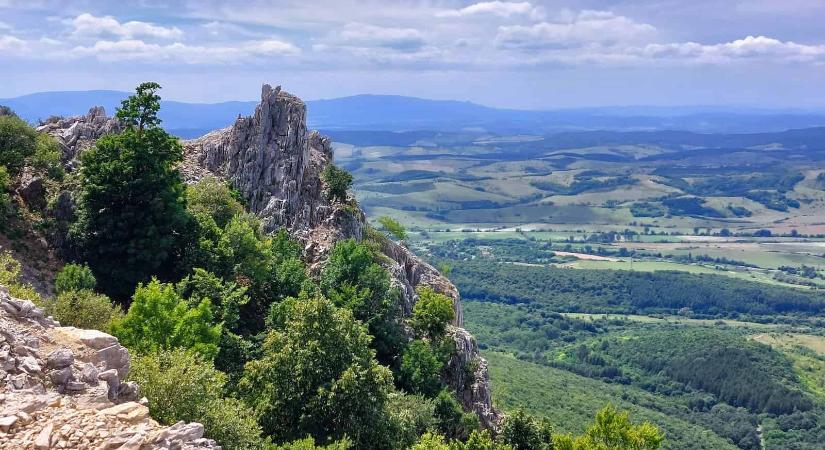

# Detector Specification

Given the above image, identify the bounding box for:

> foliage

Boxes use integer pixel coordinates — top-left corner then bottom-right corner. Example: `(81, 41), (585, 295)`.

(129, 349), (263, 450)
(498, 409), (554, 450)
(71, 82), (189, 299)
(54, 263), (97, 294)
(412, 287), (455, 339)
(186, 176), (245, 229)
(386, 393), (436, 449)
(0, 165), (11, 226)
(322, 165), (353, 202)
(433, 389), (480, 440)
(41, 290), (122, 332)
(400, 339), (445, 397)
(112, 279), (221, 359)
(32, 133), (64, 180)
(240, 295), (394, 448)
(271, 438), (352, 450)
(320, 239), (402, 363)
(377, 215), (407, 241)
(0, 115), (37, 175)
(0, 251), (41, 303)
(449, 260), (825, 321)
(553, 404), (663, 450)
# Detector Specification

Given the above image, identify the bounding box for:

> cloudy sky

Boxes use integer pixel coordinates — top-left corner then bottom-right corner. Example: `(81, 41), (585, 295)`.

(1, 0), (824, 108)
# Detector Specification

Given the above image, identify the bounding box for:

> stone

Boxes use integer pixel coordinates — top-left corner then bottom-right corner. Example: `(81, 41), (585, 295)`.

(0, 415), (17, 432)
(100, 402), (149, 423)
(49, 367), (73, 386)
(18, 355), (41, 374)
(34, 422), (53, 450)
(79, 363), (98, 384)
(18, 168), (46, 209)
(77, 329), (118, 349)
(46, 348), (74, 369)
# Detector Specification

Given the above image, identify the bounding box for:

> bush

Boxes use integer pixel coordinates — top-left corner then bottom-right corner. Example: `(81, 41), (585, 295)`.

(322, 165), (353, 202)
(400, 340), (445, 397)
(498, 409), (554, 450)
(241, 295), (394, 448)
(129, 349), (264, 450)
(0, 115), (37, 175)
(0, 251), (41, 303)
(186, 177), (245, 229)
(433, 390), (479, 440)
(553, 404), (664, 450)
(377, 216), (407, 241)
(272, 438), (352, 450)
(412, 287), (455, 339)
(0, 166), (11, 227)
(112, 279), (221, 359)
(54, 263), (97, 294)
(41, 290), (122, 332)
(386, 393), (435, 449)
(32, 133), (64, 180)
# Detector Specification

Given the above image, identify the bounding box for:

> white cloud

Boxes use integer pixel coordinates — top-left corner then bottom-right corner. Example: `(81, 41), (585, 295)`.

(0, 21), (11, 30)
(0, 34), (26, 55)
(437, 1), (541, 19)
(642, 35), (825, 63)
(338, 23), (426, 51)
(70, 38), (299, 64)
(69, 13), (183, 40)
(496, 10), (657, 49)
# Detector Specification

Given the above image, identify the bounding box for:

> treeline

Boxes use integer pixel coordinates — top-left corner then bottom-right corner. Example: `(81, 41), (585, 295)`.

(448, 261), (825, 321)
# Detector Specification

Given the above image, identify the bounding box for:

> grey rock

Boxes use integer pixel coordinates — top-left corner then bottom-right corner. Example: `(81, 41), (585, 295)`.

(46, 348), (74, 369)
(49, 367), (73, 386)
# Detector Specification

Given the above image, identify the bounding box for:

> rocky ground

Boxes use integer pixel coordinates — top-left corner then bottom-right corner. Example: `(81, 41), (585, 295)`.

(0, 286), (219, 449)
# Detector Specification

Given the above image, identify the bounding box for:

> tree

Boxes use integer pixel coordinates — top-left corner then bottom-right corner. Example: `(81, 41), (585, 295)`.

(0, 115), (37, 175)
(129, 349), (264, 450)
(412, 287), (455, 339)
(72, 82), (190, 298)
(498, 409), (554, 450)
(553, 404), (664, 450)
(400, 340), (445, 397)
(54, 263), (97, 294)
(240, 295), (394, 448)
(186, 176), (245, 229)
(433, 390), (479, 440)
(0, 166), (11, 227)
(112, 279), (222, 360)
(455, 430), (513, 450)
(322, 165), (352, 202)
(378, 216), (407, 241)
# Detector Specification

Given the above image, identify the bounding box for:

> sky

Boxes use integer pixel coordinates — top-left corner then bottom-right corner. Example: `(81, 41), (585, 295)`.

(1, 0), (824, 109)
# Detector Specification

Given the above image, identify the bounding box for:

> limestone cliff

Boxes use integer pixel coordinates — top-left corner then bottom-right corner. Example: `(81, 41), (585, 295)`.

(0, 286), (220, 449)
(43, 84), (501, 429)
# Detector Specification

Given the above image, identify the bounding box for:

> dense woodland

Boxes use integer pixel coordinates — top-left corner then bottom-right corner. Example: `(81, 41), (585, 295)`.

(0, 85), (666, 449)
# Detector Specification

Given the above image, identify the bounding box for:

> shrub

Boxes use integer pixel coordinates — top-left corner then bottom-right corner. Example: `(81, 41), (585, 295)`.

(553, 404), (664, 450)
(321, 165), (352, 202)
(377, 216), (407, 241)
(0, 115), (37, 175)
(112, 279), (221, 359)
(386, 393), (436, 449)
(412, 287), (455, 339)
(0, 251), (41, 303)
(186, 177), (245, 229)
(433, 390), (480, 440)
(129, 349), (264, 450)
(32, 133), (64, 180)
(498, 409), (554, 450)
(42, 290), (122, 332)
(400, 340), (445, 397)
(0, 165), (11, 227)
(241, 295), (393, 448)
(272, 438), (352, 450)
(54, 263), (97, 294)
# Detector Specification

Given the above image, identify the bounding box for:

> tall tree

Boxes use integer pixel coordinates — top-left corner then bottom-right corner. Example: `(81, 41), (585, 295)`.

(71, 82), (190, 298)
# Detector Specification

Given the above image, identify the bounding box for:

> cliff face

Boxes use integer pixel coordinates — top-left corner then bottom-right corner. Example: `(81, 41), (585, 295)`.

(43, 84), (500, 429)
(0, 286), (220, 449)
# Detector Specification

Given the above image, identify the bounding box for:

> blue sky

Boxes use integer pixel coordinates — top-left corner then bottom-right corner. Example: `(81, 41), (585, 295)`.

(1, 0), (824, 109)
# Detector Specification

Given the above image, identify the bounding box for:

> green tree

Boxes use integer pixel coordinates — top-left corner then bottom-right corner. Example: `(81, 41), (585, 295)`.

(54, 263), (97, 294)
(0, 165), (11, 227)
(321, 165), (352, 202)
(129, 349), (264, 450)
(272, 437), (352, 450)
(377, 216), (407, 241)
(32, 133), (64, 180)
(400, 339), (445, 397)
(553, 404), (664, 450)
(412, 287), (455, 339)
(498, 409), (554, 450)
(454, 431), (513, 450)
(411, 432), (449, 450)
(433, 390), (480, 441)
(112, 279), (221, 359)
(41, 290), (122, 332)
(0, 115), (37, 175)
(240, 295), (394, 448)
(385, 393), (436, 449)
(186, 176), (245, 230)
(71, 82), (189, 298)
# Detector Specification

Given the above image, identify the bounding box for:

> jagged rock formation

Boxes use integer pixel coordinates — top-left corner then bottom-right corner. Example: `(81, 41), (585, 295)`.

(0, 286), (220, 449)
(181, 84), (500, 428)
(36, 107), (121, 171)
(41, 84), (501, 429)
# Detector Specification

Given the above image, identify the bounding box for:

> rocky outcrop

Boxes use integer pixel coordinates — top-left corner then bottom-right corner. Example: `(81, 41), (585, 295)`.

(181, 84), (499, 428)
(36, 107), (121, 171)
(0, 286), (220, 449)
(38, 83), (500, 429)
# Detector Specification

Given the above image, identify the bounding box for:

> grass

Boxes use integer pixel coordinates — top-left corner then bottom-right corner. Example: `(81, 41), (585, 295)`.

(750, 333), (825, 400)
(561, 312), (783, 330)
(485, 352), (739, 450)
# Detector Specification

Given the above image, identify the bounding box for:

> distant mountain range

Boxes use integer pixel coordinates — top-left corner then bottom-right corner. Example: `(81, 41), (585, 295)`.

(4, 90), (825, 137)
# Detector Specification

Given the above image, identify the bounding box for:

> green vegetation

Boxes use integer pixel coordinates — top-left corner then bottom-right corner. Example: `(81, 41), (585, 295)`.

(0, 114), (38, 175)
(378, 215), (408, 241)
(54, 263), (97, 294)
(41, 290), (123, 332)
(322, 164), (353, 202)
(412, 287), (455, 339)
(71, 82), (190, 298)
